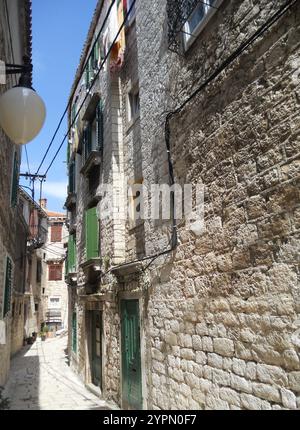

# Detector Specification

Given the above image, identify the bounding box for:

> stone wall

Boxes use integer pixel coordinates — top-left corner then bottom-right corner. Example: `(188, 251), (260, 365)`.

(134, 0), (300, 410)
(67, 0), (300, 410)
(0, 1), (23, 386)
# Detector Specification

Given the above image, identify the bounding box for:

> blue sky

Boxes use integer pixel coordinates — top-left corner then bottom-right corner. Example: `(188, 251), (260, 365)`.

(20, 0), (97, 212)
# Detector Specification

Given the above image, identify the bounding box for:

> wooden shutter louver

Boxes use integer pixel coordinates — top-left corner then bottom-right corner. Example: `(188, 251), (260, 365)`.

(85, 206), (99, 260)
(51, 224), (62, 242)
(69, 160), (75, 194)
(68, 234), (76, 273)
(96, 100), (104, 151)
(49, 264), (63, 281)
(72, 312), (77, 352)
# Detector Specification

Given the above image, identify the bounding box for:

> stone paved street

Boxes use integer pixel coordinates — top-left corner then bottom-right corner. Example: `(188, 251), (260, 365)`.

(3, 335), (111, 410)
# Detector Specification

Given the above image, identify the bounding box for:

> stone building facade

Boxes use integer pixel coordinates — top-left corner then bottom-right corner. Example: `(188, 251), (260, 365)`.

(0, 0), (32, 387)
(15, 189), (48, 349)
(40, 200), (68, 332)
(66, 0), (300, 409)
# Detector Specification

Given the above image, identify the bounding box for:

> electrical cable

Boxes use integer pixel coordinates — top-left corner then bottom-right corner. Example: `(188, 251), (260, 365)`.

(43, 0), (136, 176)
(106, 0), (298, 274)
(167, 0), (298, 119)
(34, 0), (118, 176)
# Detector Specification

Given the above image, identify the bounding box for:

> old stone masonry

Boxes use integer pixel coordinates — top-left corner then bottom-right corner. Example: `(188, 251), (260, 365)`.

(1, 0), (300, 412)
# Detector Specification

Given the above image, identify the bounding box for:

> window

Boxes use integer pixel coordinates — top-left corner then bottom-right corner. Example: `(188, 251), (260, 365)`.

(85, 40), (99, 89)
(183, 0), (219, 50)
(49, 297), (61, 309)
(82, 100), (103, 164)
(36, 259), (42, 283)
(2, 257), (13, 317)
(126, 0), (136, 25)
(85, 206), (99, 261)
(11, 151), (19, 207)
(35, 303), (39, 312)
(48, 264), (63, 281)
(51, 224), (62, 242)
(128, 180), (144, 228)
(72, 312), (77, 353)
(127, 87), (140, 125)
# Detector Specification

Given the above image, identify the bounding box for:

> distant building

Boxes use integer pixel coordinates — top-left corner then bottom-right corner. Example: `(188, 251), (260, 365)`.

(18, 189), (48, 348)
(39, 199), (68, 332)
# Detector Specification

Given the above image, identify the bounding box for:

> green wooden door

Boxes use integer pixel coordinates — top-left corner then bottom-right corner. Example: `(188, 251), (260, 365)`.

(72, 312), (77, 353)
(121, 300), (142, 409)
(91, 311), (102, 388)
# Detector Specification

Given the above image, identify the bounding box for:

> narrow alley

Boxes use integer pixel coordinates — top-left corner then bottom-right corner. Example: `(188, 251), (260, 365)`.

(3, 335), (111, 410)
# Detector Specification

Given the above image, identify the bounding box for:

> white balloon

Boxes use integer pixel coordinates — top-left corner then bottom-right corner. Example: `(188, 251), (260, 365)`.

(0, 86), (46, 144)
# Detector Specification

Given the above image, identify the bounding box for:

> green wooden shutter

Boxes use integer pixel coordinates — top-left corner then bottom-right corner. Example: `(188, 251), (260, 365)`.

(69, 160), (75, 193)
(68, 234), (76, 273)
(94, 40), (100, 66)
(84, 124), (92, 161)
(96, 100), (104, 151)
(85, 206), (99, 260)
(3, 256), (13, 317)
(72, 312), (77, 353)
(67, 139), (70, 164)
(11, 152), (19, 207)
(85, 64), (89, 88)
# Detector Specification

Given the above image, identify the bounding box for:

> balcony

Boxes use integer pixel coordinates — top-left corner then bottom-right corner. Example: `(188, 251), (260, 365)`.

(80, 150), (101, 177)
(65, 271), (77, 286)
(64, 192), (76, 210)
(80, 258), (101, 284)
(45, 310), (62, 323)
(27, 226), (48, 251)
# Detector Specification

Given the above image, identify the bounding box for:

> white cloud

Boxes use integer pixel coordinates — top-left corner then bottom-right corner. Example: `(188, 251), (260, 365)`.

(43, 182), (67, 199)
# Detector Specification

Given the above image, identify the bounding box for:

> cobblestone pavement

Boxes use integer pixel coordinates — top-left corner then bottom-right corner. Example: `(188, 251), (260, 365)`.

(3, 335), (111, 410)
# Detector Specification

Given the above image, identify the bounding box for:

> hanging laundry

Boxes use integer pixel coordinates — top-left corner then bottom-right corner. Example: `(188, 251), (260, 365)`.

(109, 0), (126, 73)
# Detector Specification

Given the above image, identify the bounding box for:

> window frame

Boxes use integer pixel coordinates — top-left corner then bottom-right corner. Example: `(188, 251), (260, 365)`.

(51, 223), (63, 243)
(126, 81), (140, 130)
(48, 263), (63, 282)
(2, 255), (14, 319)
(48, 296), (61, 309)
(183, 0), (222, 51)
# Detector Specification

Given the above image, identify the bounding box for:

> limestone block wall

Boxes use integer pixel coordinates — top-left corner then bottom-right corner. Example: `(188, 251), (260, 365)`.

(135, 0), (300, 410)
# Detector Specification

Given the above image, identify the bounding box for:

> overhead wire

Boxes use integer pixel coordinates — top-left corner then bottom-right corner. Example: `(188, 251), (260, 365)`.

(43, 0), (136, 176)
(128, 0), (299, 273)
(34, 0), (118, 176)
